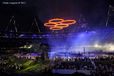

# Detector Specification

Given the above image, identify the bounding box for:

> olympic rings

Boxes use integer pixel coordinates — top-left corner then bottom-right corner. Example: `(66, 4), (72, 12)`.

(44, 18), (76, 30)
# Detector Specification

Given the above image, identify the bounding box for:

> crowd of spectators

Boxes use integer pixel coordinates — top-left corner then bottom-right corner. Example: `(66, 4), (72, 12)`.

(0, 53), (114, 76)
(0, 55), (23, 74)
(52, 55), (114, 76)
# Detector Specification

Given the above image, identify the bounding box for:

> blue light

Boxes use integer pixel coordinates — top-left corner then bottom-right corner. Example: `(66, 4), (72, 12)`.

(9, 33), (13, 38)
(78, 33), (85, 37)
(19, 34), (25, 37)
(32, 34), (37, 38)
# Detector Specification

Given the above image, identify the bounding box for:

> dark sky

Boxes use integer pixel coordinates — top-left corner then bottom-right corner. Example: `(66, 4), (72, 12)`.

(0, 0), (113, 33)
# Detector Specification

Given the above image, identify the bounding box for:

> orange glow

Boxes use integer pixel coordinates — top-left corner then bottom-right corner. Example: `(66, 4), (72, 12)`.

(44, 18), (76, 30)
(62, 20), (76, 24)
(44, 23), (56, 27)
(50, 27), (63, 30)
(49, 18), (64, 23)
(56, 24), (69, 28)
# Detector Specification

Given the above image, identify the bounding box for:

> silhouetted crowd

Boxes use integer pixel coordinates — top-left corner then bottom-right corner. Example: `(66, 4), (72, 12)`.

(52, 56), (114, 76)
(0, 54), (114, 76)
(0, 55), (23, 74)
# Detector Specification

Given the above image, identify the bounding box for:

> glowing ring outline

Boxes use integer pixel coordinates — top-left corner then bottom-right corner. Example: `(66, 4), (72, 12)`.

(56, 24), (69, 28)
(44, 23), (57, 27)
(44, 19), (77, 30)
(49, 18), (64, 23)
(61, 20), (76, 24)
(50, 27), (63, 30)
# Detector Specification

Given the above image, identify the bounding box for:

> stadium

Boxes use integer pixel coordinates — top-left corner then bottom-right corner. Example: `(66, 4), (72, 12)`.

(0, 0), (114, 76)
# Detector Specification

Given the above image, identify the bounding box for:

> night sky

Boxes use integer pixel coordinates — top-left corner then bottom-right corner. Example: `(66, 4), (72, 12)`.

(0, 0), (113, 33)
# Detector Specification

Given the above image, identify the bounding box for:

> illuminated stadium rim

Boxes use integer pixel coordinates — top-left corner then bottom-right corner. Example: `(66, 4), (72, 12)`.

(44, 18), (76, 30)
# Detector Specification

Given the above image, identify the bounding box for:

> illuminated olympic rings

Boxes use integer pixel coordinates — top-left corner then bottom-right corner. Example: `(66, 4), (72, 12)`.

(44, 18), (76, 30)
